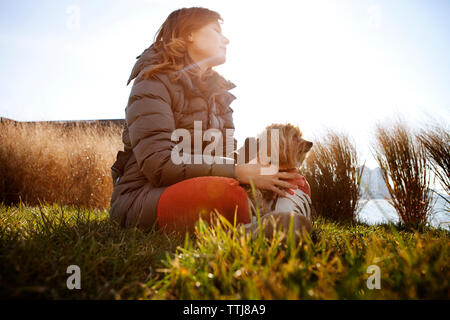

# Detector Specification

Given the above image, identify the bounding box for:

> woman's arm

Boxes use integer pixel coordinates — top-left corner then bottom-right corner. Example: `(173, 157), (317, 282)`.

(234, 163), (302, 197)
(232, 137), (303, 197)
(126, 77), (235, 187)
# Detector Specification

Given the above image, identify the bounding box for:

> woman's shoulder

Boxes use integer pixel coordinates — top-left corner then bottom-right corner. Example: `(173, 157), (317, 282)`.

(133, 69), (176, 89)
(130, 70), (184, 101)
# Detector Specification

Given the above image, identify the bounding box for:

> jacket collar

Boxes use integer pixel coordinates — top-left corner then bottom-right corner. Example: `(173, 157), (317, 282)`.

(176, 68), (236, 101)
(127, 44), (236, 106)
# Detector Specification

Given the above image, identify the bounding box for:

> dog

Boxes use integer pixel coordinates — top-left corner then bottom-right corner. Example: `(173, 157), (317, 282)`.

(239, 123), (314, 242)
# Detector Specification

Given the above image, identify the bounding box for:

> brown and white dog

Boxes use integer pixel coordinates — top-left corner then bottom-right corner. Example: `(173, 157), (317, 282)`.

(240, 123), (314, 242)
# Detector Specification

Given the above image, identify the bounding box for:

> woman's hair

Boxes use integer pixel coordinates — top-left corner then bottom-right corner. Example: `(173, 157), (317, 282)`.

(140, 7), (228, 92)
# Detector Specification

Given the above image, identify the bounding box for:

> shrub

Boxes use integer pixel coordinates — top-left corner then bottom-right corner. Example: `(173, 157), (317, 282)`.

(302, 130), (364, 222)
(0, 121), (122, 209)
(417, 122), (450, 204)
(372, 121), (433, 227)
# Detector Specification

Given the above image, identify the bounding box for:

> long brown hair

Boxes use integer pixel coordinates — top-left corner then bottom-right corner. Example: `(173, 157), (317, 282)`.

(137, 7), (229, 93)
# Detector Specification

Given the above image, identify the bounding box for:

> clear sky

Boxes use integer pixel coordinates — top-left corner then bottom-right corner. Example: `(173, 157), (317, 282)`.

(1, 0), (449, 169)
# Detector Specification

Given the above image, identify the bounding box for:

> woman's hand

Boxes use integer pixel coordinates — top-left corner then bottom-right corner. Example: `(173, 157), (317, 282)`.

(235, 164), (302, 197)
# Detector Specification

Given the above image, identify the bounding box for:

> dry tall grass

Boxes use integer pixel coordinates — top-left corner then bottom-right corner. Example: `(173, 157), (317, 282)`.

(0, 122), (122, 209)
(417, 123), (450, 200)
(301, 130), (364, 222)
(373, 122), (433, 227)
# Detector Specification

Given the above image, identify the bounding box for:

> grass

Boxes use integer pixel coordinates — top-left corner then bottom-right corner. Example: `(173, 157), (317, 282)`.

(1, 202), (448, 299)
(373, 121), (434, 227)
(418, 121), (450, 205)
(0, 121), (122, 209)
(302, 130), (364, 222)
(1, 120), (448, 299)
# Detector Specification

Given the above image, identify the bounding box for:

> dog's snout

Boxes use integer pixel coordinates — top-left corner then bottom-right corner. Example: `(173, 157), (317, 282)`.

(306, 141), (313, 150)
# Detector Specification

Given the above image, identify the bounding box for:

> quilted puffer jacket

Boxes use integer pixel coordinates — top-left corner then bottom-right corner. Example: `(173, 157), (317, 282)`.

(109, 44), (240, 230)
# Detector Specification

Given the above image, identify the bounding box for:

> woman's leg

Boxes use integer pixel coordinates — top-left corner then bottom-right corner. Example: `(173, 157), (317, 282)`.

(156, 176), (251, 233)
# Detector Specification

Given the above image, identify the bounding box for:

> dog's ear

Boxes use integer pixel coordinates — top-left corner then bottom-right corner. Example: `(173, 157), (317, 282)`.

(303, 140), (313, 152)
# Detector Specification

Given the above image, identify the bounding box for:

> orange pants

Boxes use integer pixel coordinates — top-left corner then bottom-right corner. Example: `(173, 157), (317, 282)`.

(156, 176), (251, 234)
(156, 174), (311, 234)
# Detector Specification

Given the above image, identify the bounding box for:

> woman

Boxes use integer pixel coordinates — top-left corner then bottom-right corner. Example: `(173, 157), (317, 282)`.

(109, 7), (303, 234)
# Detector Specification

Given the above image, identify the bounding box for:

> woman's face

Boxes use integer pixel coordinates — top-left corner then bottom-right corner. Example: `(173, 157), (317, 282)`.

(186, 21), (230, 70)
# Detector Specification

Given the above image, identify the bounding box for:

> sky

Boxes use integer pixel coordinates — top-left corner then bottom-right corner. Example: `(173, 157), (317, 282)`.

(1, 0), (449, 170)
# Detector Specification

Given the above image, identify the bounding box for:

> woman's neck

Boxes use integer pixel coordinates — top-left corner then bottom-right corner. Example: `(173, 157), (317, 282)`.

(185, 52), (213, 78)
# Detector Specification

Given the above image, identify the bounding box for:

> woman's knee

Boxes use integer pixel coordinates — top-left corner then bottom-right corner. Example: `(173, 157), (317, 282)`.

(159, 176), (247, 205)
(156, 176), (251, 232)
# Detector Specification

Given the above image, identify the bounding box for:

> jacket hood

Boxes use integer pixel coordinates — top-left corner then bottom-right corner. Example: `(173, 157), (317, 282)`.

(127, 44), (160, 86)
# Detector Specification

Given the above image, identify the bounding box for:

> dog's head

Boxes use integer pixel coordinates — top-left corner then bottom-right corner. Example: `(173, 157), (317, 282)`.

(256, 123), (313, 170)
